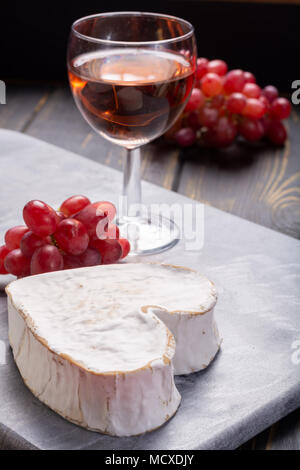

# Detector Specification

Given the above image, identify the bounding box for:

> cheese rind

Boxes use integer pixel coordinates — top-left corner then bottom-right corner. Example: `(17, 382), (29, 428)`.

(6, 263), (219, 435)
(7, 295), (180, 436)
(152, 305), (221, 375)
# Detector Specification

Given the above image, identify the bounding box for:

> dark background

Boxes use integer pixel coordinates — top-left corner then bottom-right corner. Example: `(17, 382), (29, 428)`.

(1, 1), (297, 91)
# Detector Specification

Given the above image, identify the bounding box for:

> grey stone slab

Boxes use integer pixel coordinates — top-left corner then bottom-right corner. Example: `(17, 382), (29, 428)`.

(0, 129), (299, 450)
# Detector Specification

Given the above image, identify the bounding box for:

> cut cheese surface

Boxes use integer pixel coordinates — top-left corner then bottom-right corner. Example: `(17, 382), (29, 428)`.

(7, 263), (217, 374)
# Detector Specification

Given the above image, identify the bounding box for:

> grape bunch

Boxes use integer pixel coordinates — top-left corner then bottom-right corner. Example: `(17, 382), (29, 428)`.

(167, 58), (291, 148)
(0, 196), (130, 278)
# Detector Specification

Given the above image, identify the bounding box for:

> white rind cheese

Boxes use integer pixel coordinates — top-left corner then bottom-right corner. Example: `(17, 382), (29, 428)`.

(6, 263), (220, 436)
(152, 305), (221, 375)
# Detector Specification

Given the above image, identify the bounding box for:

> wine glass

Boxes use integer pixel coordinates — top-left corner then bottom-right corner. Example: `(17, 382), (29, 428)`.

(67, 12), (197, 255)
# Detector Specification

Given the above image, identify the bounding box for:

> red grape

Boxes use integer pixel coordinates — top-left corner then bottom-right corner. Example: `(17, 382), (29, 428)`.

(20, 231), (47, 258)
(31, 245), (64, 275)
(213, 116), (237, 147)
(60, 195), (91, 217)
(185, 88), (205, 112)
(202, 128), (218, 148)
(79, 248), (102, 267)
(0, 245), (10, 274)
(96, 201), (116, 222)
(242, 83), (261, 98)
(262, 85), (278, 103)
(23, 200), (58, 237)
(198, 106), (219, 128)
(74, 202), (114, 238)
(239, 118), (265, 142)
(223, 69), (246, 94)
(267, 120), (287, 145)
(187, 111), (201, 130)
(5, 226), (29, 250)
(99, 224), (120, 240)
(56, 211), (66, 223)
(261, 115), (271, 133)
(4, 249), (31, 277)
(64, 248), (101, 269)
(94, 204), (118, 239)
(119, 238), (131, 259)
(55, 219), (89, 255)
(63, 254), (81, 270)
(207, 59), (228, 76)
(218, 108), (227, 117)
(164, 57), (289, 149)
(201, 73), (223, 97)
(196, 58), (208, 80)
(270, 97), (291, 120)
(242, 98), (267, 119)
(90, 239), (122, 265)
(226, 92), (247, 114)
(259, 95), (270, 111)
(174, 128), (196, 147)
(210, 94), (225, 109)
(243, 71), (256, 84)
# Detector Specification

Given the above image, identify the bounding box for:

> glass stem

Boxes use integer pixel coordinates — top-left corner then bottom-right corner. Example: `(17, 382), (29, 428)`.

(122, 148), (142, 218)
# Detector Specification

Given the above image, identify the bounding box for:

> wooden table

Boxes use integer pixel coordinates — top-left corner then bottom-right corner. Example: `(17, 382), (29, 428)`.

(0, 82), (299, 450)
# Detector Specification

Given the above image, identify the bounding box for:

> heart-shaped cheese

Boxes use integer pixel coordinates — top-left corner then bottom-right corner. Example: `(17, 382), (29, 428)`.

(6, 263), (219, 436)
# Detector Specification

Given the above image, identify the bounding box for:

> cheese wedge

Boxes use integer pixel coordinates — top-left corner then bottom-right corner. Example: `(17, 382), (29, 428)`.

(6, 263), (220, 436)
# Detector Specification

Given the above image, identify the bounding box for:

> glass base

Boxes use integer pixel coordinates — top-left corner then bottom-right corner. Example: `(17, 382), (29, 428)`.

(117, 215), (180, 256)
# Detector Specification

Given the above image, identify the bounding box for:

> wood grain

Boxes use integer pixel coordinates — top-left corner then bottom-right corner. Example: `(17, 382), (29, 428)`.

(0, 83), (299, 450)
(177, 108), (300, 239)
(25, 86), (113, 164)
(0, 83), (51, 132)
(242, 408), (300, 450)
